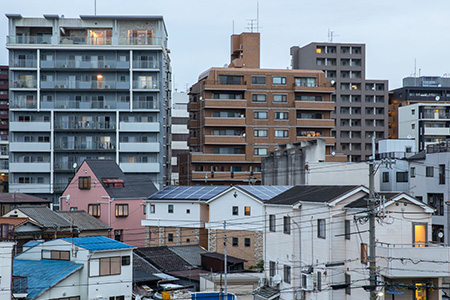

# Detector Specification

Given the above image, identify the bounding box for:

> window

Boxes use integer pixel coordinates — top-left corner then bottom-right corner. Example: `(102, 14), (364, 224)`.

(186, 209), (190, 214)
(115, 204), (129, 217)
(110, 296), (125, 300)
(318, 219), (326, 239)
(273, 94), (287, 102)
(244, 206), (251, 216)
(345, 220), (350, 240)
(168, 233), (174, 242)
(411, 124), (415, 130)
(439, 164), (445, 184)
(252, 76), (265, 84)
(410, 167), (416, 178)
(121, 256), (131, 265)
(50, 250), (70, 261)
(99, 257), (121, 276)
(360, 243), (368, 264)
(426, 166), (434, 177)
(150, 204), (155, 213)
(232, 237), (238, 247)
(114, 229), (123, 241)
(396, 172), (408, 183)
(432, 224), (444, 243)
(269, 261), (276, 277)
(317, 272), (322, 291)
(413, 223), (427, 248)
(168, 204), (174, 213)
(275, 112), (289, 120)
(296, 95), (322, 102)
(244, 238), (251, 247)
(254, 129), (268, 137)
(254, 111), (268, 119)
(428, 193), (444, 216)
(254, 148), (268, 156)
(232, 206), (239, 216)
(269, 214), (276, 232)
(382, 172), (389, 183)
(345, 274), (351, 295)
(295, 77), (316, 87)
(78, 176), (91, 190)
(283, 216), (290, 234)
(273, 76), (286, 85)
(284, 265), (291, 283)
(219, 75), (242, 85)
(252, 94), (266, 102)
(88, 204), (100, 217)
(275, 130), (289, 138)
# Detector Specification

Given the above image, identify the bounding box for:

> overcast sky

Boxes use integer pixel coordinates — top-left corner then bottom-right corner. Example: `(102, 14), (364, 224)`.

(1, 0), (450, 90)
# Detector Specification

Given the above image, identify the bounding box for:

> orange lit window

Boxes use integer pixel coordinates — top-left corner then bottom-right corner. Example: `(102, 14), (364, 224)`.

(88, 29), (112, 45)
(244, 206), (251, 216)
(128, 30), (153, 45)
(316, 48), (322, 53)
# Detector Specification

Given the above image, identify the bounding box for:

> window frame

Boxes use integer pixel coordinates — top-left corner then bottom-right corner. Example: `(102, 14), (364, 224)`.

(283, 216), (290, 234)
(78, 176), (91, 190)
(269, 214), (276, 232)
(232, 206), (239, 216)
(115, 204), (129, 217)
(88, 204), (100, 217)
(273, 76), (286, 85)
(318, 219), (326, 239)
(244, 206), (251, 216)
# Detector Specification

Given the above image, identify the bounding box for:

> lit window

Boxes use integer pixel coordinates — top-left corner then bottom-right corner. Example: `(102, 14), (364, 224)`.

(244, 206), (251, 216)
(78, 176), (91, 190)
(88, 204), (100, 217)
(115, 204), (129, 217)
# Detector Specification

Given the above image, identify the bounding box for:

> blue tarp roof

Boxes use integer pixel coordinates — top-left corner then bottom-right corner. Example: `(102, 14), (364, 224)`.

(62, 236), (135, 251)
(13, 259), (83, 299)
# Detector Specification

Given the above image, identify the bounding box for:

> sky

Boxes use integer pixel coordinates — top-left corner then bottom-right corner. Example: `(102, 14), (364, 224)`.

(1, 0), (450, 90)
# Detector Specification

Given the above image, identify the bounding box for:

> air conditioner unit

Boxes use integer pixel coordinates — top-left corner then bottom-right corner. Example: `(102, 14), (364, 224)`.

(301, 274), (313, 291)
(105, 64), (111, 68)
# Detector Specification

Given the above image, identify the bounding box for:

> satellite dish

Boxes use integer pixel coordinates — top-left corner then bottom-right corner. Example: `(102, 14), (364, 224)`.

(436, 96), (441, 101)
(331, 151), (336, 156)
(407, 135), (412, 139)
(330, 80), (336, 86)
(73, 162), (77, 169)
(272, 274), (282, 285)
(66, 194), (70, 201)
(438, 231), (444, 238)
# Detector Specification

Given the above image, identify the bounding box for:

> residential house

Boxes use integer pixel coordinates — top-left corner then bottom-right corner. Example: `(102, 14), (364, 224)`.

(261, 185), (439, 300)
(0, 192), (51, 215)
(61, 159), (158, 247)
(0, 217), (42, 253)
(56, 210), (110, 237)
(13, 236), (134, 300)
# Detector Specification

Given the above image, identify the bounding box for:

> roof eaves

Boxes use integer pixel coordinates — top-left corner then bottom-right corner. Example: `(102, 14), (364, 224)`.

(328, 186), (369, 207)
(34, 264), (83, 299)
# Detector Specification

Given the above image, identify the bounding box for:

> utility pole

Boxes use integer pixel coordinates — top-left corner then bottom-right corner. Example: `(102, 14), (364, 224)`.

(368, 136), (377, 300)
(223, 221), (228, 295)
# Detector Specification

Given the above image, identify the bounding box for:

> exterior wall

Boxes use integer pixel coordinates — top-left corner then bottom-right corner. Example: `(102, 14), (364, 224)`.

(145, 225), (207, 248)
(171, 91), (189, 185)
(291, 43), (389, 162)
(7, 15), (170, 204)
(0, 242), (14, 300)
(0, 66), (9, 192)
(142, 200), (207, 227)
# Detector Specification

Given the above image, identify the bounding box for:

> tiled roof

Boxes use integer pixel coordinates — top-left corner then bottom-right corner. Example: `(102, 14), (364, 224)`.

(0, 217), (42, 228)
(56, 210), (110, 231)
(135, 246), (194, 272)
(84, 159), (158, 198)
(14, 205), (73, 228)
(201, 252), (247, 263)
(167, 244), (208, 267)
(133, 252), (161, 274)
(61, 236), (135, 251)
(13, 259), (83, 299)
(149, 186), (228, 200)
(266, 185), (360, 205)
(0, 193), (50, 204)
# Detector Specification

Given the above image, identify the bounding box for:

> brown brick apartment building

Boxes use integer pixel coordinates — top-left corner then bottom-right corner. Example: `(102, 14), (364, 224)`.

(180, 33), (344, 185)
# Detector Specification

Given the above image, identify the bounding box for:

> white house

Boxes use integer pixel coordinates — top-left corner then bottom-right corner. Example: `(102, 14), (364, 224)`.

(259, 185), (443, 300)
(13, 236), (134, 300)
(0, 242), (16, 299)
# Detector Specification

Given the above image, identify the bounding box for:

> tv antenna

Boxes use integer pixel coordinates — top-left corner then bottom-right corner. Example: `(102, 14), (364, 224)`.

(328, 29), (339, 42)
(246, 19), (259, 33)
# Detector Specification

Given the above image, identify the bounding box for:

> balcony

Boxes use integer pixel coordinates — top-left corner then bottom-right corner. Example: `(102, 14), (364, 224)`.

(191, 171), (261, 182)
(47, 100), (129, 110)
(10, 142), (50, 152)
(12, 59), (37, 68)
(54, 121), (115, 131)
(203, 99), (247, 108)
(191, 153), (247, 162)
(119, 122), (159, 132)
(9, 183), (51, 194)
(49, 59), (127, 69)
(377, 243), (450, 278)
(12, 80), (37, 89)
(43, 80), (128, 90)
(133, 101), (159, 110)
(294, 101), (334, 110)
(203, 79), (247, 91)
(10, 162), (50, 173)
(133, 60), (160, 69)
(204, 135), (246, 144)
(119, 142), (159, 152)
(424, 127), (450, 136)
(54, 142), (115, 151)
(204, 117), (246, 126)
(297, 136), (335, 146)
(296, 119), (335, 128)
(132, 80), (159, 90)
(119, 162), (160, 173)
(7, 35), (51, 44)
(10, 122), (50, 132)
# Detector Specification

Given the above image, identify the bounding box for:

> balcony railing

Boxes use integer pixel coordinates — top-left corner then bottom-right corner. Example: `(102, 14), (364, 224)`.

(46, 59), (129, 69)
(54, 141), (115, 151)
(7, 35), (51, 44)
(12, 80), (37, 89)
(55, 121), (115, 130)
(46, 80), (126, 90)
(133, 60), (160, 69)
(13, 59), (37, 68)
(133, 80), (159, 89)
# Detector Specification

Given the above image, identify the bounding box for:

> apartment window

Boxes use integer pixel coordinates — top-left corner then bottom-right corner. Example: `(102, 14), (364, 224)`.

(168, 204), (174, 213)
(269, 261), (276, 277)
(78, 176), (91, 190)
(252, 94), (266, 102)
(273, 76), (286, 85)
(295, 77), (316, 87)
(219, 75), (242, 85)
(254, 129), (268, 137)
(439, 164), (445, 184)
(275, 130), (289, 138)
(115, 204), (129, 217)
(360, 243), (368, 264)
(232, 206), (238, 216)
(254, 148), (268, 156)
(18, 176), (32, 184)
(412, 109), (415, 115)
(275, 112), (289, 120)
(150, 204), (155, 214)
(99, 257), (121, 276)
(284, 265), (291, 283)
(232, 237), (238, 247)
(345, 220), (351, 240)
(244, 206), (251, 216)
(252, 76), (265, 84)
(382, 172), (389, 183)
(426, 166), (434, 177)
(254, 111), (268, 119)
(428, 193), (444, 216)
(396, 172), (408, 183)
(269, 214), (276, 232)
(283, 216), (290, 234)
(244, 238), (251, 247)
(295, 95), (322, 102)
(50, 250), (70, 261)
(318, 219), (326, 239)
(410, 167), (416, 178)
(88, 204), (100, 217)
(168, 233), (174, 242)
(273, 94), (287, 102)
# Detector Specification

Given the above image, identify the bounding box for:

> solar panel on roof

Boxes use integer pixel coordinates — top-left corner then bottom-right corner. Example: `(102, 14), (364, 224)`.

(150, 186), (228, 200)
(238, 185), (293, 200)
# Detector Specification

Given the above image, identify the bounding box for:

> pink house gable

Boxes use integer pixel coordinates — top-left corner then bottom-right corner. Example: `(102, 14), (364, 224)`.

(61, 160), (157, 247)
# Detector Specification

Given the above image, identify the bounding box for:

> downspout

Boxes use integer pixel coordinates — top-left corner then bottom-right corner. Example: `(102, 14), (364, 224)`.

(329, 207), (332, 300)
(292, 217), (301, 293)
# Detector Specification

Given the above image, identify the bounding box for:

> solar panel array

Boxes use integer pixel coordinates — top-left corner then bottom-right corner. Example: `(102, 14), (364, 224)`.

(149, 186), (229, 200)
(238, 185), (293, 200)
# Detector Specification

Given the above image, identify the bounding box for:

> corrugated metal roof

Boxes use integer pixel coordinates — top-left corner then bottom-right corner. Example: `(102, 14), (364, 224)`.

(61, 236), (134, 251)
(167, 244), (208, 267)
(13, 259), (83, 299)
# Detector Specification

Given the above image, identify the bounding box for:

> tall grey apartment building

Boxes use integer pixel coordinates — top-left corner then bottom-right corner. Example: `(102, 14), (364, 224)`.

(6, 14), (171, 204)
(291, 43), (388, 162)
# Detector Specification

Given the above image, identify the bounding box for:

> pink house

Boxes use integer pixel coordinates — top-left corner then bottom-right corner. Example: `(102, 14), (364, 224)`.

(61, 159), (157, 247)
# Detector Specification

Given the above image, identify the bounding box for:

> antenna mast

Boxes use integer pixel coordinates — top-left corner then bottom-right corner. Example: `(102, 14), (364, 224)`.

(257, 1), (259, 33)
(94, 0), (97, 15)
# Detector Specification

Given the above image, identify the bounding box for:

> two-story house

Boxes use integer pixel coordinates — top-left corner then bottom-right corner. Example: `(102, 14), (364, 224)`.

(13, 236), (134, 300)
